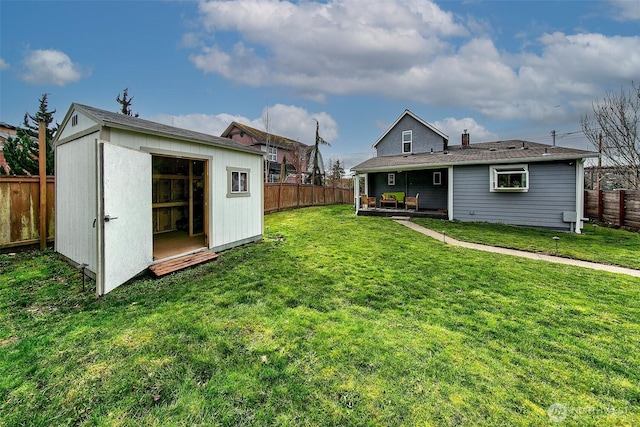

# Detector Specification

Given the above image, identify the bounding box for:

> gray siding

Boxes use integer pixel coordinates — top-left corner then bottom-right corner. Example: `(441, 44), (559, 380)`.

(368, 169), (447, 210)
(453, 162), (576, 230)
(406, 169), (447, 210)
(376, 115), (447, 157)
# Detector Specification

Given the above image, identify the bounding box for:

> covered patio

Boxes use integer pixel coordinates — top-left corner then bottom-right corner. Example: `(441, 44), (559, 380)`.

(354, 167), (452, 219)
(357, 205), (448, 219)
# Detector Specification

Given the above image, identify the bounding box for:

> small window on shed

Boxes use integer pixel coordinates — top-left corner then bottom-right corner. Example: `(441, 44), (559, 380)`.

(227, 167), (251, 197)
(490, 164), (529, 192)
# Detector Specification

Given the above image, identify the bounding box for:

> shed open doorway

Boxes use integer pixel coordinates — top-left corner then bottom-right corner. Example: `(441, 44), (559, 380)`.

(152, 155), (207, 260)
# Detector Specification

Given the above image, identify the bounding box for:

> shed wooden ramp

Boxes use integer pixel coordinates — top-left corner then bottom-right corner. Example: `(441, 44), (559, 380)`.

(149, 250), (219, 277)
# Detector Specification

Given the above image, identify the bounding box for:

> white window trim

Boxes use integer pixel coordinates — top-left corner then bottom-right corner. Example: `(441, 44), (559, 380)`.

(490, 164), (529, 192)
(402, 130), (412, 154)
(388, 173), (396, 186)
(227, 167), (251, 197)
(267, 146), (277, 162)
(433, 171), (442, 185)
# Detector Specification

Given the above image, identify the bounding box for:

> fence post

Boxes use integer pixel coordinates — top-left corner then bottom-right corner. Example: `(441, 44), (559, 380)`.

(38, 122), (47, 250)
(619, 190), (625, 226)
(598, 190), (603, 222)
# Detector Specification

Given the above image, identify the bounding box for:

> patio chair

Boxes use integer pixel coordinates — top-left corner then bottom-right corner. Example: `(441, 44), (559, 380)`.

(361, 194), (377, 209)
(405, 193), (419, 211)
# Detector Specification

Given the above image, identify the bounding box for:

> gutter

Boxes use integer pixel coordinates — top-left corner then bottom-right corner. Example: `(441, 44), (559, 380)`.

(352, 153), (599, 174)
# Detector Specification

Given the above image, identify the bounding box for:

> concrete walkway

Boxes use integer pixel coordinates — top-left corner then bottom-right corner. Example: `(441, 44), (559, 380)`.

(392, 217), (640, 278)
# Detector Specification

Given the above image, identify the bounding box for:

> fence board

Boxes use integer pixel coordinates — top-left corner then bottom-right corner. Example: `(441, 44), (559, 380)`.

(584, 189), (640, 230)
(1, 177), (55, 249)
(264, 183), (354, 213)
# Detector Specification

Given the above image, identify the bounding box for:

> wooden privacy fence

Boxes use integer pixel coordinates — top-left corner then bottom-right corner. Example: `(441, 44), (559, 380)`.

(0, 178), (354, 249)
(584, 190), (640, 230)
(264, 183), (354, 213)
(0, 176), (55, 249)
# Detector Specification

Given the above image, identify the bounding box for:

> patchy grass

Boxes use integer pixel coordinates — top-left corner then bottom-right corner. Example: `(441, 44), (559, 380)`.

(1, 205), (639, 426)
(412, 217), (640, 270)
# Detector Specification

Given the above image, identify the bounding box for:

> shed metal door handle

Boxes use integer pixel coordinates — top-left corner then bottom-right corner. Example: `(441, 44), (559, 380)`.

(104, 215), (118, 222)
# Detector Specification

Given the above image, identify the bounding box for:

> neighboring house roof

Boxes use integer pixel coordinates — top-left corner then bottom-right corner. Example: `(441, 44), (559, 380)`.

(54, 104), (263, 156)
(353, 140), (599, 172)
(373, 109), (449, 148)
(221, 121), (309, 151)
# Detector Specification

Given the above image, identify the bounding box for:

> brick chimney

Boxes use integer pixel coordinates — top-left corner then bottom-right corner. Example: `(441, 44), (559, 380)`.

(462, 129), (470, 148)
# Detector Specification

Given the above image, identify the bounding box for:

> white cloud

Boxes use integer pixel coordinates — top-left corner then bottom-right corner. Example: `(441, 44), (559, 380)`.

(150, 112), (250, 137)
(0, 58), (9, 70)
(189, 0), (640, 124)
(433, 117), (498, 143)
(190, 0), (465, 97)
(150, 103), (338, 146)
(20, 49), (85, 86)
(609, 0), (640, 21)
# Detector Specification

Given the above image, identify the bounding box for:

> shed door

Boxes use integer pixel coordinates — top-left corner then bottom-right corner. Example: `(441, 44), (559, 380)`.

(96, 140), (152, 295)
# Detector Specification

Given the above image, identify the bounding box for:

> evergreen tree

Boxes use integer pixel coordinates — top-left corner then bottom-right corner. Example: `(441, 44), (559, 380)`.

(1, 94), (57, 175)
(116, 88), (139, 117)
(328, 158), (345, 187)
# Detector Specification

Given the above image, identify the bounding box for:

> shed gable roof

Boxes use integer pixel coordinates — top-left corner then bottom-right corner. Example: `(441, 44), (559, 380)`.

(353, 140), (599, 172)
(373, 109), (449, 148)
(55, 103), (263, 156)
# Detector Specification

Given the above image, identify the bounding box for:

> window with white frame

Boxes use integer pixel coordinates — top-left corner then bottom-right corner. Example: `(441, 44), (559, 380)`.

(490, 164), (529, 192)
(267, 146), (277, 162)
(268, 173), (280, 183)
(402, 130), (412, 153)
(433, 171), (442, 185)
(227, 167), (250, 197)
(388, 173), (396, 185)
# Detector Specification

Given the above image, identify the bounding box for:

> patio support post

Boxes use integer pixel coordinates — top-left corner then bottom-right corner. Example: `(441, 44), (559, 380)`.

(447, 166), (454, 220)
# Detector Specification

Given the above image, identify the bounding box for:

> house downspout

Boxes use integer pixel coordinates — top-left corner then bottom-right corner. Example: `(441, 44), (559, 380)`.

(447, 166), (454, 220)
(575, 160), (585, 234)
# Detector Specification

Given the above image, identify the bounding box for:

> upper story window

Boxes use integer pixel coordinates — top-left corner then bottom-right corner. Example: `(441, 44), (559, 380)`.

(490, 164), (529, 192)
(267, 146), (277, 162)
(402, 131), (412, 154)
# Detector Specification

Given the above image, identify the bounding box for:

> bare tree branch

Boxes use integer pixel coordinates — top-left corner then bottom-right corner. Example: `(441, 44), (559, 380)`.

(581, 82), (640, 189)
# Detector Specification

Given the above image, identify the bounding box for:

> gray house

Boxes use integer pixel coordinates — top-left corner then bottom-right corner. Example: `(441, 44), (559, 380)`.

(352, 110), (599, 232)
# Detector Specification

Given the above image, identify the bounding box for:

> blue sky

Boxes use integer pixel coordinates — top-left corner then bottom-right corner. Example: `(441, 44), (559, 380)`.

(1, 0), (639, 169)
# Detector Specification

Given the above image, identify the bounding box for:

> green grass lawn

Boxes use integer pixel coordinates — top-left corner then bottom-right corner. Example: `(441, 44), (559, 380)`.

(412, 217), (640, 270)
(1, 205), (639, 426)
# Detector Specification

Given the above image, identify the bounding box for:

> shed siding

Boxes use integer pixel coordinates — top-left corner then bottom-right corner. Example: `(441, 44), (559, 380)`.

(453, 162), (576, 229)
(210, 149), (263, 251)
(109, 128), (263, 251)
(56, 109), (97, 141)
(55, 133), (98, 272)
(376, 115), (446, 156)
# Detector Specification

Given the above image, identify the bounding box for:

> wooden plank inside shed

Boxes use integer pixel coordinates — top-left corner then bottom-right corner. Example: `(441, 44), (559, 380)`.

(149, 250), (218, 277)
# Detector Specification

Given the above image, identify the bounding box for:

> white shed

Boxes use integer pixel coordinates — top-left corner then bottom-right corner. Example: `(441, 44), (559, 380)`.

(54, 103), (264, 295)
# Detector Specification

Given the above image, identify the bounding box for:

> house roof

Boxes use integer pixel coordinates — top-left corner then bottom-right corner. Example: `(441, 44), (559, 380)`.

(220, 121), (309, 151)
(372, 109), (449, 148)
(54, 104), (263, 156)
(352, 140), (599, 173)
